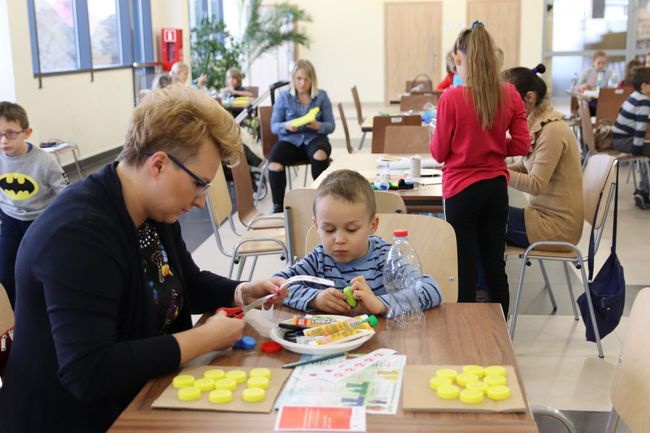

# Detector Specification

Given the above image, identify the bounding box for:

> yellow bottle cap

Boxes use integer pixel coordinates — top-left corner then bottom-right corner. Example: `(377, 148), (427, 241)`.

(247, 376), (270, 390)
(459, 388), (484, 404)
(193, 377), (215, 391)
(225, 370), (247, 384)
(429, 376), (452, 390)
(436, 368), (458, 381)
(242, 387), (266, 402)
(456, 372), (479, 387)
(436, 384), (460, 400)
(487, 385), (511, 401)
(177, 386), (201, 401)
(214, 378), (238, 391)
(249, 368), (272, 378)
(462, 365), (485, 378)
(204, 369), (226, 381)
(484, 374), (507, 387)
(484, 365), (507, 377)
(172, 374), (195, 389)
(466, 380), (489, 395)
(208, 389), (233, 404)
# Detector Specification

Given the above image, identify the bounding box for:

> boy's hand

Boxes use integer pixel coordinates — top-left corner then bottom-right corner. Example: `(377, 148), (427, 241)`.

(310, 288), (350, 314)
(351, 275), (388, 315)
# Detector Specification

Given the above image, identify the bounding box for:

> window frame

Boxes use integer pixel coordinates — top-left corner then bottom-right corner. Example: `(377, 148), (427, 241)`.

(27, 0), (151, 85)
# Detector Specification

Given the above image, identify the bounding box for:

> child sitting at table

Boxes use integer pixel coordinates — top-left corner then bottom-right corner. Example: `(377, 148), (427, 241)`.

(612, 66), (650, 209)
(220, 67), (253, 99)
(275, 169), (442, 314)
(577, 50), (618, 92)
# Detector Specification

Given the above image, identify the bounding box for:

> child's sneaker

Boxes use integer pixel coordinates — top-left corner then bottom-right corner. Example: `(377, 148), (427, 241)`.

(633, 191), (650, 210)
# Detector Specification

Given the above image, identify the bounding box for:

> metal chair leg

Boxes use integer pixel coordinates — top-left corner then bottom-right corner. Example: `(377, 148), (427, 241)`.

(563, 262), (579, 320)
(303, 165), (309, 186)
(235, 256), (247, 280)
(577, 256), (604, 358)
(358, 131), (366, 150)
(509, 252), (529, 340)
(247, 256), (259, 281)
(539, 260), (558, 312)
(605, 408), (620, 433)
(286, 167), (293, 190)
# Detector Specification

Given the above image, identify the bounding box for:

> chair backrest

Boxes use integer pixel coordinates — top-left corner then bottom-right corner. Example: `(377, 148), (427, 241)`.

(0, 283), (13, 335)
(351, 85), (364, 126)
(610, 287), (650, 432)
(305, 213), (458, 302)
(338, 102), (354, 154)
(405, 74), (433, 92)
(578, 99), (597, 155)
(595, 87), (631, 125)
(582, 155), (616, 254)
(371, 115), (421, 153)
(374, 191), (406, 214)
(206, 164), (233, 228)
(229, 147), (258, 226)
(399, 93), (440, 112)
(259, 105), (278, 159)
(246, 86), (259, 98)
(384, 125), (430, 154)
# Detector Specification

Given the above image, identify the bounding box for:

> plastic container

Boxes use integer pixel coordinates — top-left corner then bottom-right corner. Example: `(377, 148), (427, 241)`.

(383, 229), (424, 325)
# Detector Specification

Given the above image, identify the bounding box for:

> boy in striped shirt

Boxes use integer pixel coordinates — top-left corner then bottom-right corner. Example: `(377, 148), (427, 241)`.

(612, 66), (650, 209)
(275, 169), (442, 314)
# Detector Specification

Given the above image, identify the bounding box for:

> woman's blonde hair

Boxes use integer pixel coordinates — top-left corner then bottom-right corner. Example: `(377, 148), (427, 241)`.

(455, 24), (502, 130)
(291, 59), (319, 99)
(227, 67), (244, 85)
(119, 84), (242, 167)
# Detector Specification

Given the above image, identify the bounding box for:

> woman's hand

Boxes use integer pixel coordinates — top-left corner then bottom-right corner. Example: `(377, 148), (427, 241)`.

(239, 278), (287, 307)
(203, 310), (246, 349)
(285, 122), (298, 132)
(306, 121), (320, 130)
(197, 74), (208, 87)
(309, 288), (351, 314)
(350, 275), (387, 315)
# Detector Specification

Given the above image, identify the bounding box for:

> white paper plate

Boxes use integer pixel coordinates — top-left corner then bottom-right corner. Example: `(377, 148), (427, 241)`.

(269, 316), (375, 355)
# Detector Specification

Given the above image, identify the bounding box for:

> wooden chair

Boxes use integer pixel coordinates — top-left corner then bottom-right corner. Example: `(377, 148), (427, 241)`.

(405, 73), (434, 92)
(305, 213), (458, 303)
(206, 164), (287, 279)
(258, 106), (310, 191)
(284, 188), (407, 263)
(508, 155), (618, 358)
(246, 86), (259, 98)
(399, 93), (440, 112)
(371, 115), (421, 153)
(605, 287), (650, 433)
(351, 86), (367, 150)
(384, 125), (430, 154)
(595, 87), (632, 126)
(230, 148), (284, 230)
(337, 102), (354, 154)
(579, 99), (650, 191)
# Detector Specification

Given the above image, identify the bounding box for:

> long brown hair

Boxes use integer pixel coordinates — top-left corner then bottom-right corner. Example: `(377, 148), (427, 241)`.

(455, 23), (502, 129)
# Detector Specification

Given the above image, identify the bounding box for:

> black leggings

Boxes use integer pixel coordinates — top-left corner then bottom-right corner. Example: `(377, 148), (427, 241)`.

(444, 177), (510, 316)
(268, 137), (331, 208)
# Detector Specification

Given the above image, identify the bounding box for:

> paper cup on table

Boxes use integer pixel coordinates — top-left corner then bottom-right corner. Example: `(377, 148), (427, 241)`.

(409, 156), (421, 178)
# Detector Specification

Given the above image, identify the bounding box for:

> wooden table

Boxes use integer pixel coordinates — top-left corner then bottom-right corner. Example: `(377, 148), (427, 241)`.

(313, 153), (443, 213)
(110, 303), (538, 433)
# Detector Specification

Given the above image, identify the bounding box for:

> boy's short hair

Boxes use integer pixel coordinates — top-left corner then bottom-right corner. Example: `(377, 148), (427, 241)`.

(227, 67), (243, 82)
(118, 84), (242, 167)
(631, 67), (650, 91)
(314, 169), (376, 220)
(0, 101), (29, 129)
(592, 50), (607, 61)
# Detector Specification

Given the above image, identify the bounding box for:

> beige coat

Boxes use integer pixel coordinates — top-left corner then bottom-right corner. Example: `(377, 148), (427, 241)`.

(508, 102), (584, 247)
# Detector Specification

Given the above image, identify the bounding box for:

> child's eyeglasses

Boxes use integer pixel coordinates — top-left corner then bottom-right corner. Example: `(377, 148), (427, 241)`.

(0, 130), (24, 140)
(145, 151), (212, 196)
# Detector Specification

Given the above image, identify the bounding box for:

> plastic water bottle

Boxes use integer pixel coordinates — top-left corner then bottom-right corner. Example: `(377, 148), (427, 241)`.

(596, 71), (605, 90)
(421, 103), (436, 127)
(570, 73), (579, 91)
(383, 229), (424, 325)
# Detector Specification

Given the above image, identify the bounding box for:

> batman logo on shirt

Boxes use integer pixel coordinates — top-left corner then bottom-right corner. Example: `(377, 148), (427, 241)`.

(0, 173), (39, 200)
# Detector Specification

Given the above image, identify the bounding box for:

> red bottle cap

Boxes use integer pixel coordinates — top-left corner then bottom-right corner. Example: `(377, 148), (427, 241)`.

(261, 340), (283, 353)
(393, 229), (408, 237)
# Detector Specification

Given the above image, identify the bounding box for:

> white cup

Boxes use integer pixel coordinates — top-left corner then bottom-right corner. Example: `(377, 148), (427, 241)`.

(409, 156), (421, 178)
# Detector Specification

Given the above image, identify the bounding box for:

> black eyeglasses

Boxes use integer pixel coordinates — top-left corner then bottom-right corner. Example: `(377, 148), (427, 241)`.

(145, 151), (212, 196)
(0, 130), (24, 140)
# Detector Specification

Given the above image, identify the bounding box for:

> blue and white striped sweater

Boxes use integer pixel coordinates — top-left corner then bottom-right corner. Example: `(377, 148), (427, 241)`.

(612, 90), (650, 147)
(274, 235), (442, 312)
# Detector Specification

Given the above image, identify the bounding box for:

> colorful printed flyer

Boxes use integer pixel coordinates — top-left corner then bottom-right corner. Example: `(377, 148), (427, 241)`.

(275, 406), (366, 432)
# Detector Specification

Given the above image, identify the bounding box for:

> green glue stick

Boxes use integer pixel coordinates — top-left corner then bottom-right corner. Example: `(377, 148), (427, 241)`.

(343, 286), (357, 307)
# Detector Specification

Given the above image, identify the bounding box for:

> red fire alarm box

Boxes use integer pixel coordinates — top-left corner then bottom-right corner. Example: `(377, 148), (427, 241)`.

(161, 28), (183, 71)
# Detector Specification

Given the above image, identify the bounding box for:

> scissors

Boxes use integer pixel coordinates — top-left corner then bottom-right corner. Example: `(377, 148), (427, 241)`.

(215, 292), (277, 319)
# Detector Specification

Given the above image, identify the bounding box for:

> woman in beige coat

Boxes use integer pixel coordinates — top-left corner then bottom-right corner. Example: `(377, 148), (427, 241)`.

(502, 65), (584, 249)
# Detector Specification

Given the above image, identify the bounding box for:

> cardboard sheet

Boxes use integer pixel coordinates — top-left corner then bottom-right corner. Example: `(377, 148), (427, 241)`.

(402, 365), (527, 413)
(152, 365), (292, 413)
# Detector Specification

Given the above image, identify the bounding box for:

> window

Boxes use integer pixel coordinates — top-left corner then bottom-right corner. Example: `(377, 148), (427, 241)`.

(27, 0), (149, 76)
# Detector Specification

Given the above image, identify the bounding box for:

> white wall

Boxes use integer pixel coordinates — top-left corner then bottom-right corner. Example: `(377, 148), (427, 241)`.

(151, 0), (191, 75)
(0, 0), (16, 102)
